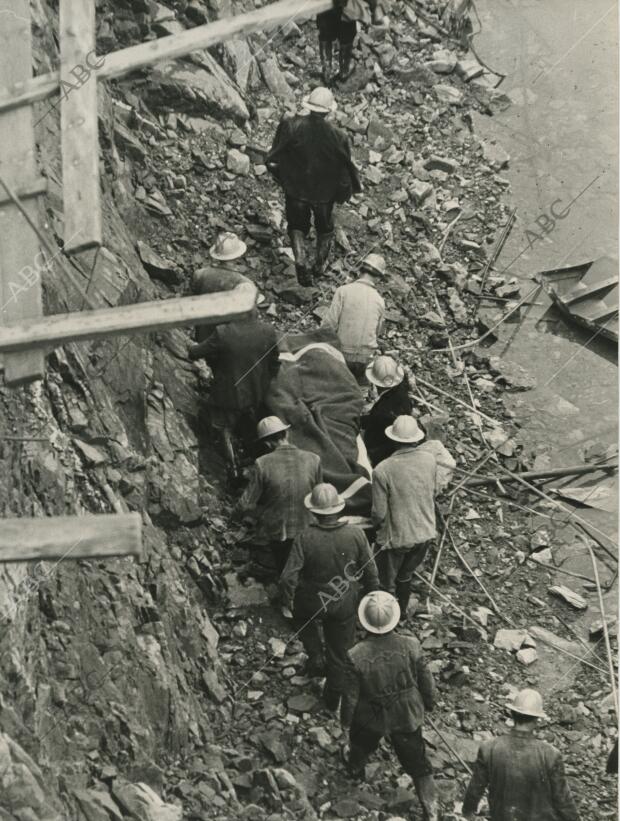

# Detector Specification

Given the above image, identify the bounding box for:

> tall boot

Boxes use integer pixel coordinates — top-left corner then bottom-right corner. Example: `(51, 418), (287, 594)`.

(221, 427), (239, 479)
(289, 229), (312, 286)
(314, 231), (334, 276)
(338, 42), (354, 81)
(395, 580), (411, 622)
(413, 775), (439, 821)
(319, 40), (334, 85)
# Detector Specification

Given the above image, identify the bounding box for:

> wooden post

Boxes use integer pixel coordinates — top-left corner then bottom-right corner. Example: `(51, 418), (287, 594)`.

(60, 0), (102, 254)
(0, 512), (142, 563)
(0, 0), (45, 384)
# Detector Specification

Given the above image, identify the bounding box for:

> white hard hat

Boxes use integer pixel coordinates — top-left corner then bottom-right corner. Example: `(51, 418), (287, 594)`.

(256, 416), (290, 440)
(358, 591), (400, 634)
(302, 86), (337, 114)
(304, 483), (345, 515)
(385, 415), (425, 444)
(366, 355), (405, 388)
(210, 232), (247, 261)
(510, 688), (546, 719)
(362, 253), (387, 276)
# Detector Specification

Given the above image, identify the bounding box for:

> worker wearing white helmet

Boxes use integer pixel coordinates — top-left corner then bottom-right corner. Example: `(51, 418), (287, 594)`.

(237, 416), (322, 577)
(322, 252), (387, 383)
(372, 414), (440, 619)
(362, 355), (413, 465)
(341, 591), (439, 820)
(462, 688), (580, 820)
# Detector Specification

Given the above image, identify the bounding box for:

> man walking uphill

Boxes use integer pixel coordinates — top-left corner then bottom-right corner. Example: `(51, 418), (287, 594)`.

(372, 415), (439, 618)
(462, 688), (580, 821)
(280, 483), (379, 711)
(342, 591), (439, 821)
(266, 87), (361, 285)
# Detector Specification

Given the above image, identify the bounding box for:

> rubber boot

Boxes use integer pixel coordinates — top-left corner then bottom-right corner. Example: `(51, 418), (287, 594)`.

(413, 774), (439, 821)
(314, 231), (334, 276)
(322, 682), (341, 713)
(290, 229), (312, 286)
(221, 427), (239, 480)
(319, 40), (334, 85)
(395, 580), (411, 622)
(338, 42), (354, 82)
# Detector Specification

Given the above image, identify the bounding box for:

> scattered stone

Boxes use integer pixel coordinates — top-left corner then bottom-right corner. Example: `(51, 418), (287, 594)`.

(268, 637), (287, 658)
(410, 180), (434, 206)
(226, 148), (251, 175)
(481, 140), (510, 169)
(488, 356), (536, 391)
(548, 586), (588, 610)
(112, 782), (182, 821)
(365, 166), (384, 185)
(425, 49), (457, 74)
(434, 84), (463, 105)
(516, 648), (538, 666)
(259, 56), (294, 99)
(287, 694), (317, 713)
(456, 59), (484, 81)
(136, 241), (182, 285)
(424, 155), (459, 174)
(494, 629), (529, 652)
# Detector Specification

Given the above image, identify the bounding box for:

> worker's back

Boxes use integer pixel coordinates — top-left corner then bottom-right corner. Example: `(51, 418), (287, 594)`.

(473, 731), (579, 821)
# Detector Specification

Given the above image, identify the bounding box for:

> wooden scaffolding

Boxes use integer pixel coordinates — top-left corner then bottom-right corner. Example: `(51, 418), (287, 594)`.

(0, 0), (328, 562)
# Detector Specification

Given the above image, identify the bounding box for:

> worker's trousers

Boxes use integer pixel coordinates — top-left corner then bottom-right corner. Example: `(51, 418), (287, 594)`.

(375, 541), (432, 617)
(293, 598), (356, 700)
(348, 725), (433, 779)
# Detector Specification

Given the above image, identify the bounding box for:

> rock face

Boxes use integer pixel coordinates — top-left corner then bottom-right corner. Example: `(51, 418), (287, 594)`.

(145, 56), (250, 124)
(0, 734), (64, 820)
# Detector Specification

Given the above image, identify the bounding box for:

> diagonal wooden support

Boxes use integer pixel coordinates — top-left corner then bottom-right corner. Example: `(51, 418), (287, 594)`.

(60, 0), (101, 254)
(0, 0), (45, 385)
(0, 0), (333, 113)
(0, 512), (142, 562)
(0, 281), (257, 353)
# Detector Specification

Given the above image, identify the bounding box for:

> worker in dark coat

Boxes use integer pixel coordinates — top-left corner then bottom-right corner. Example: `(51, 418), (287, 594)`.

(341, 591), (439, 820)
(188, 286), (280, 477)
(280, 483), (379, 711)
(266, 86), (361, 285)
(192, 232), (249, 343)
(361, 355), (413, 465)
(316, 5), (357, 84)
(463, 688), (580, 821)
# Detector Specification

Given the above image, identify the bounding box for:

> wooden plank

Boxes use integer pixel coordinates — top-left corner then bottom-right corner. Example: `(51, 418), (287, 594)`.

(0, 512), (142, 562)
(0, 0), (332, 113)
(0, 178), (47, 208)
(0, 0), (46, 385)
(0, 281), (257, 353)
(60, 0), (101, 253)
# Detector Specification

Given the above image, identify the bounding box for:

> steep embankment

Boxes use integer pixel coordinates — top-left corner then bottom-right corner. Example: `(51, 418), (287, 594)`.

(0, 1), (616, 820)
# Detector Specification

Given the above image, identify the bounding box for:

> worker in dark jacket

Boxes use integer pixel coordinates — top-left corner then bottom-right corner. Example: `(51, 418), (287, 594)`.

(462, 688), (581, 821)
(192, 232), (249, 343)
(239, 416), (322, 578)
(362, 356), (413, 465)
(188, 297), (279, 477)
(316, 5), (357, 84)
(341, 591), (439, 820)
(266, 86), (361, 285)
(280, 483), (379, 710)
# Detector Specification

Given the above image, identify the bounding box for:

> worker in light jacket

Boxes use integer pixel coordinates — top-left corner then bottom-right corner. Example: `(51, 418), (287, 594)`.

(266, 86), (361, 285)
(341, 591), (439, 820)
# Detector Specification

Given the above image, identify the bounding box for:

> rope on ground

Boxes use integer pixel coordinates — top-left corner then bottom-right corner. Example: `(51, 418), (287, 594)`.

(416, 377), (502, 427)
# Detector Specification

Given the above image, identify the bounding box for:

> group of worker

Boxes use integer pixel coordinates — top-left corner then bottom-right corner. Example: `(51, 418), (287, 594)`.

(184, 80), (588, 820)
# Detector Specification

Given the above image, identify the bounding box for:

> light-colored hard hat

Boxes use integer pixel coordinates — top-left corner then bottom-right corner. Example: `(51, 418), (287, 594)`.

(304, 482), (345, 515)
(385, 415), (425, 444)
(358, 591), (400, 634)
(256, 416), (290, 440)
(510, 688), (546, 719)
(210, 232), (247, 261)
(366, 355), (405, 388)
(302, 86), (337, 114)
(362, 253), (386, 276)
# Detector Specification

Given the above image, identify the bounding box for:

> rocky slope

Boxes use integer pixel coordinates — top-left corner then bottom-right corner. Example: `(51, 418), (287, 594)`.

(0, 0), (616, 819)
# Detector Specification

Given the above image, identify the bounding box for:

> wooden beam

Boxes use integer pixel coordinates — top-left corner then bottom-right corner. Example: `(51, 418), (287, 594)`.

(0, 512), (142, 562)
(0, 0), (46, 385)
(60, 0), (101, 254)
(0, 0), (333, 114)
(0, 281), (257, 353)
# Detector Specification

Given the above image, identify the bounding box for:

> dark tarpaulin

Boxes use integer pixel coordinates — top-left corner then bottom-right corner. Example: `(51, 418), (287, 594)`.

(265, 327), (372, 516)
